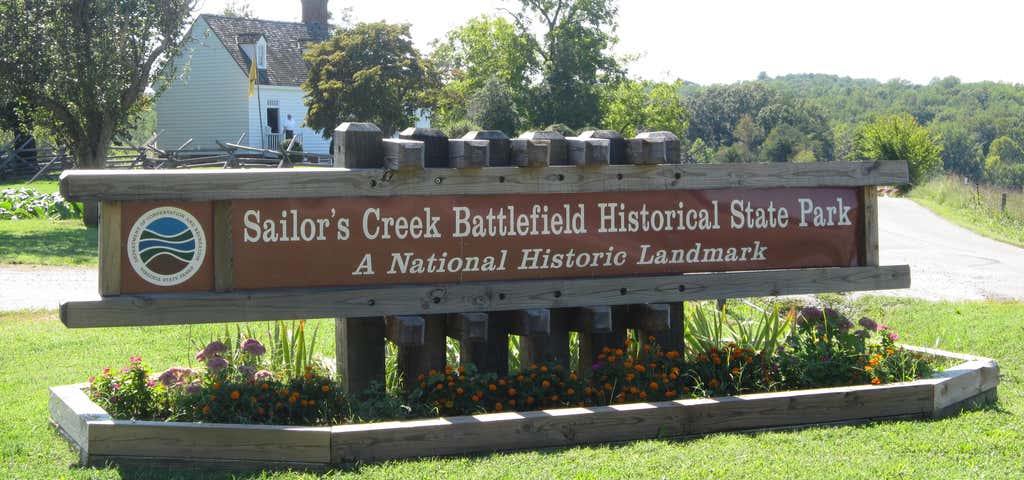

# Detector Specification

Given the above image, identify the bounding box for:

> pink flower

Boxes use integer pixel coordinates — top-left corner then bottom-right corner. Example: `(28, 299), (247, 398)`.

(102, 367), (111, 376)
(255, 370), (274, 380)
(889, 332), (899, 341)
(238, 365), (256, 379)
(206, 356), (229, 373)
(146, 379), (156, 388)
(185, 383), (202, 394)
(129, 355), (142, 363)
(88, 376), (95, 383)
(196, 341), (228, 361)
(240, 338), (266, 356)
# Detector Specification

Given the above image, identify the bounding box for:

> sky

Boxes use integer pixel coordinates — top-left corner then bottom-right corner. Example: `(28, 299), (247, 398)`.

(194, 0), (1024, 86)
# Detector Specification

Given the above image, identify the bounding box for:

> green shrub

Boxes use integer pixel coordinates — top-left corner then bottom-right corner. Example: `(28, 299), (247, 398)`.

(0, 187), (82, 220)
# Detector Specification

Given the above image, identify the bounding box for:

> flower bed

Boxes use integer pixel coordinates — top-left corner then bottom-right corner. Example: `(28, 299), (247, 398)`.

(49, 307), (1001, 467)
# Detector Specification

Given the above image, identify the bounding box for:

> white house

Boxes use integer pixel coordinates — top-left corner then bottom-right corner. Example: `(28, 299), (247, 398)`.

(155, 1), (333, 155)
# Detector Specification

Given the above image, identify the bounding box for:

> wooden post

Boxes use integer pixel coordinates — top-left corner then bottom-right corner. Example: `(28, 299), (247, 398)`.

(636, 131), (681, 164)
(566, 138), (611, 166)
(382, 139), (424, 170)
(461, 318), (509, 376)
(521, 309), (572, 369)
(517, 131), (568, 166)
(1001, 192), (1007, 213)
(448, 139), (488, 168)
(336, 317), (385, 394)
(384, 315), (425, 347)
(396, 315), (447, 391)
(627, 137), (667, 165)
(862, 186), (879, 266)
(511, 139), (552, 167)
(399, 127), (449, 168)
(578, 130), (627, 165)
(333, 122), (383, 168)
(334, 122), (386, 394)
(97, 201), (122, 296)
(461, 130), (511, 166)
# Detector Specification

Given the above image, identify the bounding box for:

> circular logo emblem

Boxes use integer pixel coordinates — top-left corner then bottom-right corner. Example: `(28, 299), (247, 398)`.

(127, 207), (207, 286)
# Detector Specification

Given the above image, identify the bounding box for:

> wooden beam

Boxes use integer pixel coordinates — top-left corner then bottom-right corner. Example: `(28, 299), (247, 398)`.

(636, 131), (682, 164)
(445, 312), (488, 342)
(503, 309), (551, 336)
(461, 130), (511, 166)
(447, 140), (488, 168)
(518, 131), (568, 165)
(382, 139), (425, 170)
(627, 138), (667, 165)
(400, 127), (449, 168)
(564, 306), (612, 333)
(98, 201), (122, 296)
(511, 139), (552, 167)
(566, 138), (611, 166)
(460, 315), (508, 376)
(59, 161), (911, 202)
(61, 266), (911, 328)
(396, 315), (447, 392)
(520, 310), (571, 369)
(333, 122), (383, 168)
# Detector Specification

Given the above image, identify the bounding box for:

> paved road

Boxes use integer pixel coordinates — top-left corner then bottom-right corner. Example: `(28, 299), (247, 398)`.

(877, 196), (1024, 301)
(0, 197), (1021, 311)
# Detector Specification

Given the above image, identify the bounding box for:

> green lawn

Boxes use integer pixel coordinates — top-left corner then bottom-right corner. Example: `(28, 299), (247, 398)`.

(1, 297), (1020, 479)
(0, 219), (97, 266)
(909, 176), (1024, 248)
(0, 179), (61, 194)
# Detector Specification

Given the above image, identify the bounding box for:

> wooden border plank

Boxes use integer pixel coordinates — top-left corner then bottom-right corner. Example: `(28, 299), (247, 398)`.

(61, 265), (910, 328)
(87, 420), (331, 464)
(60, 161), (910, 202)
(48, 383), (110, 462)
(98, 201), (122, 296)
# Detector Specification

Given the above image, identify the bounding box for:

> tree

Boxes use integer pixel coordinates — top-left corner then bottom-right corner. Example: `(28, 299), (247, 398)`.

(222, 0), (254, 18)
(601, 79), (688, 137)
(760, 124), (806, 163)
(856, 114), (943, 188)
(987, 136), (1024, 164)
(303, 22), (428, 137)
(507, 0), (624, 128)
(430, 15), (536, 128)
(467, 77), (520, 134)
(0, 0), (195, 170)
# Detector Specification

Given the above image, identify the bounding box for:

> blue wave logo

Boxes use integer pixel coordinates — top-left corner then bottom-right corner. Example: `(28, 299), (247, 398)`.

(127, 207), (206, 286)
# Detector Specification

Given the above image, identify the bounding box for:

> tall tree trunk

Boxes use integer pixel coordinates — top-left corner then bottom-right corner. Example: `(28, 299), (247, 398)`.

(75, 137), (111, 227)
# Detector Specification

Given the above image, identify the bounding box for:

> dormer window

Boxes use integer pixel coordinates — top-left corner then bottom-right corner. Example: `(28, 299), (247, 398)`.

(255, 37), (267, 70)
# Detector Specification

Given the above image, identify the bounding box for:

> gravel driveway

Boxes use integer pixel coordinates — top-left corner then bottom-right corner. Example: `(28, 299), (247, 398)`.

(0, 197), (1021, 311)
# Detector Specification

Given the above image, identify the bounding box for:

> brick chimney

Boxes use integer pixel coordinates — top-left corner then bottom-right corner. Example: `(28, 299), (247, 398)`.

(301, 0), (329, 40)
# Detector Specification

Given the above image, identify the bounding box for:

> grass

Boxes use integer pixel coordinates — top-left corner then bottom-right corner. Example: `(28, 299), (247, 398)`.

(909, 175), (1024, 248)
(0, 219), (97, 266)
(0, 179), (61, 194)
(1, 297), (1021, 479)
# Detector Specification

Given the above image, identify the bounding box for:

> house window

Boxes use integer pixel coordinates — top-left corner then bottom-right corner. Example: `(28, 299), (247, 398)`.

(256, 43), (267, 70)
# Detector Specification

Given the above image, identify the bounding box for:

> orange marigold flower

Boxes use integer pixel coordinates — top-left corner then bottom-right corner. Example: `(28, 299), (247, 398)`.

(456, 387), (464, 395)
(667, 351), (680, 359)
(597, 353), (607, 360)
(540, 365), (548, 373)
(471, 395), (480, 402)
(445, 365), (453, 374)
(202, 406), (211, 415)
(709, 378), (720, 388)
(508, 388), (517, 397)
(517, 375), (525, 382)
(261, 383), (269, 390)
(448, 381), (455, 387)
(649, 382), (659, 390)
(300, 399), (308, 407)
(288, 396), (297, 404)
(530, 364), (538, 371)
(584, 387), (593, 395)
(550, 395), (559, 402)
(746, 357), (753, 364)
(712, 356), (722, 365)
(607, 355), (617, 363)
(230, 390), (240, 400)
(865, 365), (874, 371)
(494, 402), (504, 411)
(629, 386), (639, 394)
(665, 390), (677, 398)
(643, 345), (652, 352)
(213, 382), (221, 389)
(731, 367), (741, 375)
(634, 365), (646, 373)
(542, 380), (551, 388)
(508, 399), (516, 407)
(436, 384), (443, 391)
(569, 373), (578, 381)
(615, 348), (624, 356)
(417, 374), (425, 381)
(604, 383), (613, 391)
(488, 383), (497, 391)
(429, 369), (437, 376)
(446, 375), (454, 382)
(498, 379), (507, 386)
(871, 377), (882, 385)
(526, 396), (535, 405)
(648, 335), (656, 342)
(625, 373), (635, 382)
(602, 347), (612, 354)
(639, 391), (647, 400)
(567, 388), (576, 395)
(321, 385), (330, 392)
(303, 373), (312, 380)
(257, 407), (265, 415)
(304, 365), (313, 372)
(458, 365), (466, 374)
(624, 338), (633, 347)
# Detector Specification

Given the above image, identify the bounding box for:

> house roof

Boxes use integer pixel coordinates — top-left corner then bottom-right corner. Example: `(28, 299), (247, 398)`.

(202, 14), (328, 87)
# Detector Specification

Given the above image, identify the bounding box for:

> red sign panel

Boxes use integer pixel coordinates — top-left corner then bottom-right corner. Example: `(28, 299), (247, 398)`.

(118, 188), (862, 294)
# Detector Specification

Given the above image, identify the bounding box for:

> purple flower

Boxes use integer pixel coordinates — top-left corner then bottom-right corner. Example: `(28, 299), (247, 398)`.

(822, 355), (831, 364)
(854, 330), (870, 339)
(798, 306), (823, 327)
(238, 365), (256, 379)
(185, 383), (202, 394)
(255, 370), (274, 380)
(858, 317), (878, 331)
(206, 356), (228, 373)
(196, 341), (228, 361)
(837, 318), (854, 333)
(591, 361), (604, 371)
(823, 308), (840, 321)
(240, 338), (266, 356)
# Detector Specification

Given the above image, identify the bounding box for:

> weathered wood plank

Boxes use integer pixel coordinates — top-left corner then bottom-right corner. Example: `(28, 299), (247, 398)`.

(518, 131), (568, 165)
(49, 384), (110, 463)
(213, 200), (233, 292)
(400, 127), (449, 168)
(520, 310), (571, 368)
(927, 359), (1000, 414)
(565, 306), (613, 334)
(627, 138), (667, 165)
(397, 315), (447, 392)
(333, 122), (383, 168)
(98, 201), (122, 296)
(445, 312), (489, 342)
(88, 420), (331, 464)
(511, 139), (552, 167)
(330, 382), (933, 462)
(636, 131), (681, 164)
(578, 130), (627, 165)
(461, 316), (509, 376)
(566, 138), (611, 166)
(504, 309), (551, 336)
(59, 161), (910, 202)
(462, 130), (511, 166)
(862, 186), (880, 266)
(61, 266), (911, 328)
